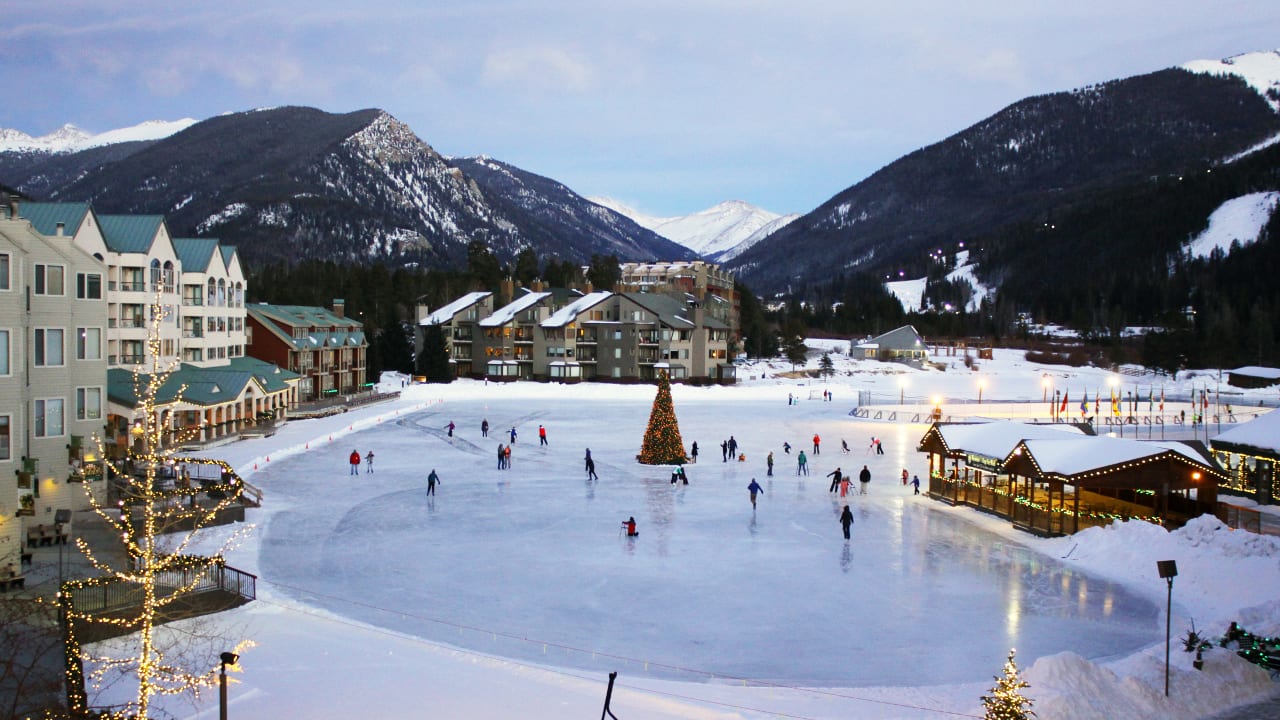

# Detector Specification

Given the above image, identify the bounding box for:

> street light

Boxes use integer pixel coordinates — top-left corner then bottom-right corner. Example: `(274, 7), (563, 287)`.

(977, 378), (985, 405)
(1157, 560), (1178, 697)
(1041, 374), (1051, 403)
(899, 376), (908, 406)
(219, 651), (239, 720)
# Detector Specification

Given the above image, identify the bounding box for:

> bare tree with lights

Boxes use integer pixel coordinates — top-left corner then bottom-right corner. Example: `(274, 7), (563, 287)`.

(58, 290), (253, 719)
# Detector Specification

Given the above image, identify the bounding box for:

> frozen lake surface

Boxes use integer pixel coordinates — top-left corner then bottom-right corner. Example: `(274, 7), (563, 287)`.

(256, 390), (1158, 687)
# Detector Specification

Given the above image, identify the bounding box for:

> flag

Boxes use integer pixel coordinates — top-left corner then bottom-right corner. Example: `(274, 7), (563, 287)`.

(1081, 390), (1088, 416)
(1060, 390), (1068, 413)
(1111, 390), (1120, 417)
(1159, 387), (1165, 412)
(1095, 392), (1100, 415)
(1202, 390), (1209, 410)
(1148, 388), (1153, 413)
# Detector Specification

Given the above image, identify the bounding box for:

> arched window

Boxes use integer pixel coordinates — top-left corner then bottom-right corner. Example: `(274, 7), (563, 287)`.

(217, 279), (226, 306)
(234, 282), (243, 307)
(150, 259), (162, 292)
(163, 260), (176, 293)
(207, 278), (216, 305)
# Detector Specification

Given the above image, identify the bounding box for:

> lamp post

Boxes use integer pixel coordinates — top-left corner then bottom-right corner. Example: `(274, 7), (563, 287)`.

(1157, 560), (1178, 697)
(1042, 374), (1050, 403)
(899, 376), (908, 406)
(977, 378), (985, 405)
(1053, 390), (1060, 423)
(219, 651), (239, 720)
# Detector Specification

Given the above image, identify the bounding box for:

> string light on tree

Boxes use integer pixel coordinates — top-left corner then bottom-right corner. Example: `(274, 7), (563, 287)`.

(638, 370), (688, 465)
(980, 648), (1037, 720)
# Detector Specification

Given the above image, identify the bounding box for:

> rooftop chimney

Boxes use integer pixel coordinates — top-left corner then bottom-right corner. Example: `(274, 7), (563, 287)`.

(332, 299), (345, 319)
(55, 222), (65, 236)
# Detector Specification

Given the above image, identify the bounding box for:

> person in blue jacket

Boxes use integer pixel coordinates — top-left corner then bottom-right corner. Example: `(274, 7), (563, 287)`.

(747, 478), (764, 508)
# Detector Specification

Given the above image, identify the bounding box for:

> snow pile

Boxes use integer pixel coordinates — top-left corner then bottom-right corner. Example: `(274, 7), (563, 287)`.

(1185, 191), (1280, 259)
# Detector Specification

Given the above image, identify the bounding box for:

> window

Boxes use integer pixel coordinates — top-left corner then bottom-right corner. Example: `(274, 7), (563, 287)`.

(0, 329), (7, 375)
(0, 414), (8, 459)
(34, 398), (64, 438)
(76, 272), (103, 299)
(77, 327), (102, 360)
(76, 387), (102, 421)
(0, 253), (9, 290)
(35, 264), (65, 295)
(34, 328), (65, 366)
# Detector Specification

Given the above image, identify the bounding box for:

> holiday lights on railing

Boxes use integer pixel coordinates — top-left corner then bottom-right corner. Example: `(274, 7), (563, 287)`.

(930, 471), (1165, 525)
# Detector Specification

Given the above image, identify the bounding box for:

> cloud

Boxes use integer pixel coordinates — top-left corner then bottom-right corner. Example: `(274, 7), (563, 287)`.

(480, 45), (596, 94)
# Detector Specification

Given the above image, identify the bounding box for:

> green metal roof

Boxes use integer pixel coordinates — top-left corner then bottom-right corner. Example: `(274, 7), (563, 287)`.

(108, 358), (299, 408)
(173, 238), (221, 273)
(98, 215), (165, 253)
(18, 202), (92, 236)
(220, 245), (238, 268)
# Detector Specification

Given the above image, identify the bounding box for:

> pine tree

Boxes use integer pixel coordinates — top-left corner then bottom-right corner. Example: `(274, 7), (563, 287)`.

(418, 324), (453, 383)
(819, 352), (835, 379)
(980, 649), (1036, 720)
(638, 371), (688, 465)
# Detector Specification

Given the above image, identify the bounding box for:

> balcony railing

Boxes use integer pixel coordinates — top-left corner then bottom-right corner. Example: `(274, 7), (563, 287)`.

(182, 329), (203, 339)
(118, 281), (146, 292)
(119, 316), (146, 328)
(116, 354), (144, 365)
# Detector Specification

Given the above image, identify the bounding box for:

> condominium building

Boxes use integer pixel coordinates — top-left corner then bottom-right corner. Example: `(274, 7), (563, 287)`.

(245, 301), (368, 401)
(1, 199), (110, 567)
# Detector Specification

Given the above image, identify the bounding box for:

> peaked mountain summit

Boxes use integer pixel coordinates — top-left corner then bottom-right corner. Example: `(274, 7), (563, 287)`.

(0, 107), (690, 269)
(591, 197), (796, 262)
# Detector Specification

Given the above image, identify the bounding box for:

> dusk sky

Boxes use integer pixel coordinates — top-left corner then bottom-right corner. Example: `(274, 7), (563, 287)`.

(2, 1), (1278, 217)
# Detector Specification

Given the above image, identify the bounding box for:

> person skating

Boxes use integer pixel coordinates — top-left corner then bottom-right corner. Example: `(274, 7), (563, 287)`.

(875, 438), (884, 455)
(766, 451), (774, 477)
(747, 479), (764, 508)
(497, 443), (506, 470)
(783, 441), (791, 454)
(446, 421), (455, 438)
(504, 444), (512, 468)
(691, 441), (699, 463)
(812, 433), (821, 454)
(349, 450), (361, 476)
(797, 450), (809, 475)
(427, 469), (440, 495)
(481, 418), (489, 437)
(365, 450), (375, 474)
(679, 465), (689, 485)
(840, 505), (854, 539)
(901, 468), (909, 486)
(585, 448), (598, 481)
(911, 474), (921, 495)
(859, 465), (871, 494)
(721, 440), (729, 462)
(728, 436), (738, 458)
(842, 439), (850, 454)
(539, 424), (548, 446)
(624, 516), (638, 537)
(510, 426), (518, 444)
(827, 467), (843, 493)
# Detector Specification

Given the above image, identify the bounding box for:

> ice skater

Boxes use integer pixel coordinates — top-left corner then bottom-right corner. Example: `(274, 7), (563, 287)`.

(728, 435), (738, 458)
(875, 438), (884, 455)
(539, 424), (548, 446)
(840, 504), (854, 540)
(721, 440), (729, 462)
(797, 450), (809, 475)
(827, 467), (843, 493)
(842, 439), (850, 454)
(510, 426), (518, 444)
(349, 449), (361, 476)
(623, 516), (639, 537)
(911, 474), (921, 495)
(585, 449), (598, 481)
(426, 468), (440, 495)
(766, 451), (774, 477)
(481, 418), (489, 437)
(783, 441), (791, 454)
(691, 441), (699, 463)
(365, 450), (375, 474)
(446, 421), (455, 438)
(497, 443), (506, 469)
(901, 468), (909, 486)
(859, 465), (871, 494)
(747, 478), (764, 508)
(812, 433), (821, 454)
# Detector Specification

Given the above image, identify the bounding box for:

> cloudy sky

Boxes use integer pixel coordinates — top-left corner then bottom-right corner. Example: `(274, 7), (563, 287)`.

(2, 1), (1277, 217)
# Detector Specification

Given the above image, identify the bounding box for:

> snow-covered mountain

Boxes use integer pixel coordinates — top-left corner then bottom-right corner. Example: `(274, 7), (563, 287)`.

(0, 119), (198, 153)
(589, 197), (796, 262)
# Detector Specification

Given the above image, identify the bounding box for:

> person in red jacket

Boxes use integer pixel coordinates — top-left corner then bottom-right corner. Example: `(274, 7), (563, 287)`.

(812, 433), (821, 454)
(349, 450), (361, 476)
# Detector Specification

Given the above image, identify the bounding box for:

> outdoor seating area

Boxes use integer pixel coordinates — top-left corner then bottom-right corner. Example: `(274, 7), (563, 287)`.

(919, 421), (1225, 536)
(25, 523), (70, 548)
(0, 563), (24, 592)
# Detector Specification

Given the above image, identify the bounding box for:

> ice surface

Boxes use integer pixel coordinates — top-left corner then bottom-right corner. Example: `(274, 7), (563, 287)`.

(256, 392), (1156, 687)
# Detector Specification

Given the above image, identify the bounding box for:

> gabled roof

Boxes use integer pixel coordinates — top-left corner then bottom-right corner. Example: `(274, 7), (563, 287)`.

(1004, 436), (1224, 485)
(480, 291), (551, 327)
(98, 215), (166, 253)
(18, 202), (92, 236)
(421, 291), (492, 326)
(173, 238), (221, 273)
(858, 325), (926, 350)
(542, 291), (612, 328)
(917, 420), (1085, 459)
(1213, 409), (1280, 456)
(622, 292), (696, 329)
(247, 304), (366, 349)
(220, 245), (239, 269)
(1229, 366), (1280, 380)
(108, 359), (298, 408)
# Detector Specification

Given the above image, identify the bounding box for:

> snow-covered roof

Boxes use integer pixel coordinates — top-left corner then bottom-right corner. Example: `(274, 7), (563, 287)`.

(1212, 409), (1280, 455)
(1229, 366), (1280, 380)
(479, 292), (551, 327)
(541, 291), (612, 328)
(1010, 436), (1213, 477)
(421, 291), (491, 326)
(923, 421), (1085, 460)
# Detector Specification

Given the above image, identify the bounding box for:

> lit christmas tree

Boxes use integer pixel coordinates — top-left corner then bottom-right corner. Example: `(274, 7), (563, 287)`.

(980, 648), (1037, 720)
(638, 371), (688, 465)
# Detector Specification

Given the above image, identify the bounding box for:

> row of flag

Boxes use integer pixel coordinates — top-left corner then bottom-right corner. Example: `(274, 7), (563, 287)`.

(1054, 386), (1211, 415)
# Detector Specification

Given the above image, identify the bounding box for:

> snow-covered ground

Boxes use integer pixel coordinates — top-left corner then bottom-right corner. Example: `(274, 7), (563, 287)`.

(89, 345), (1280, 718)
(1185, 192), (1280, 260)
